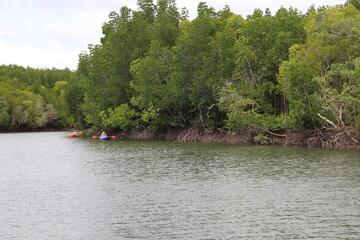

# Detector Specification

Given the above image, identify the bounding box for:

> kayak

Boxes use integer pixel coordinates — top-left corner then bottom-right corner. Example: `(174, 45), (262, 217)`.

(99, 136), (110, 140)
(91, 135), (116, 140)
(66, 134), (78, 137)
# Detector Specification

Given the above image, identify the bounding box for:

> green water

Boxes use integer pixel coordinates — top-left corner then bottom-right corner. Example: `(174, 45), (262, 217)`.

(0, 132), (359, 239)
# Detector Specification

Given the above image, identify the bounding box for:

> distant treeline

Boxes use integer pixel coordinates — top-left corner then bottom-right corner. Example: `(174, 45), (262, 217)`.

(0, 65), (83, 129)
(1, 0), (359, 135)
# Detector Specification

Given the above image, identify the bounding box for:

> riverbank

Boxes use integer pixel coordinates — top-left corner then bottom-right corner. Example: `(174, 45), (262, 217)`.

(123, 126), (360, 150)
(1, 126), (359, 150)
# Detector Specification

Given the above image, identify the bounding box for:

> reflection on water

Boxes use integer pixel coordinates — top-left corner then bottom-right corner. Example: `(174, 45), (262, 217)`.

(0, 132), (359, 239)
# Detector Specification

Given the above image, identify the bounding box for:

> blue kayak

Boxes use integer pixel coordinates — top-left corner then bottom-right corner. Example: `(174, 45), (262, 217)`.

(99, 136), (110, 140)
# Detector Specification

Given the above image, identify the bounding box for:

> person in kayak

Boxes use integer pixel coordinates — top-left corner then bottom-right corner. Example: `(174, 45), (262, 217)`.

(100, 131), (107, 138)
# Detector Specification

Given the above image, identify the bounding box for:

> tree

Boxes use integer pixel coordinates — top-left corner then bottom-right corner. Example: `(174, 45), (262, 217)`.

(345, 0), (360, 10)
(218, 7), (305, 131)
(130, 41), (179, 128)
(233, 7), (304, 113)
(278, 4), (360, 129)
(170, 5), (224, 126)
(315, 59), (360, 129)
(0, 65), (77, 129)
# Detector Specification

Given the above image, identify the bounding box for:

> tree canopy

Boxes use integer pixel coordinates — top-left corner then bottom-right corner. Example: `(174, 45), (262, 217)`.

(1, 0), (359, 134)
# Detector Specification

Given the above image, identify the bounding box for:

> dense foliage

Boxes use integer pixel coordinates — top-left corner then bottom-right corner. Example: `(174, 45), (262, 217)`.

(278, 3), (360, 129)
(1, 0), (359, 133)
(0, 65), (84, 129)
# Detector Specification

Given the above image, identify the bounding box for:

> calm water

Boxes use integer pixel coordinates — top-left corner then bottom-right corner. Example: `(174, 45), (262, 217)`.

(0, 132), (359, 239)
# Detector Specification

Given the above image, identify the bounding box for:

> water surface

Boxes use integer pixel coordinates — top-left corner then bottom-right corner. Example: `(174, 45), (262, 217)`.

(0, 132), (359, 239)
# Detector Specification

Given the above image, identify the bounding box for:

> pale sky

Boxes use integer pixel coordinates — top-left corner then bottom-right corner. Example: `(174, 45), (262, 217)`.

(0, 0), (345, 70)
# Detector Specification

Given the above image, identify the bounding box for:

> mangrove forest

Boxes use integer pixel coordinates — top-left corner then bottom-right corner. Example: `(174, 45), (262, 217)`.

(1, 0), (359, 148)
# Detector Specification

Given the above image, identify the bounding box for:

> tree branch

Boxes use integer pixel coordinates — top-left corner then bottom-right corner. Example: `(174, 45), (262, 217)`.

(317, 113), (339, 129)
(266, 130), (287, 138)
(339, 104), (345, 128)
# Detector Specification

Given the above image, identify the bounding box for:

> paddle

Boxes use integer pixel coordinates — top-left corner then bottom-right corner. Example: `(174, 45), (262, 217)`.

(91, 136), (98, 139)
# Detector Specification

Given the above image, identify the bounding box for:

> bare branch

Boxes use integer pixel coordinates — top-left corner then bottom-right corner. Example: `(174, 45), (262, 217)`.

(266, 130), (287, 138)
(339, 104), (345, 128)
(317, 113), (339, 129)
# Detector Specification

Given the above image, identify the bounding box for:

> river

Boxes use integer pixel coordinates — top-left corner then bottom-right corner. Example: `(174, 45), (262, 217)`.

(0, 131), (359, 239)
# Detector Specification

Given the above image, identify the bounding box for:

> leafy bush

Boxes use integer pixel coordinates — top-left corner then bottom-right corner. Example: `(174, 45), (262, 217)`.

(254, 133), (270, 145)
(102, 104), (138, 131)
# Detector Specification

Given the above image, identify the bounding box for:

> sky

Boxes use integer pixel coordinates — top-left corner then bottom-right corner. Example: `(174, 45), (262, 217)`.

(0, 0), (345, 70)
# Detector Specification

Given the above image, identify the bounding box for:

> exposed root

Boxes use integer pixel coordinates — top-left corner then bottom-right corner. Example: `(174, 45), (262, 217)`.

(202, 130), (253, 144)
(266, 127), (360, 149)
(266, 130), (287, 138)
(129, 131), (158, 140)
(177, 125), (203, 142)
(123, 126), (360, 150)
(307, 129), (326, 148)
(345, 127), (360, 144)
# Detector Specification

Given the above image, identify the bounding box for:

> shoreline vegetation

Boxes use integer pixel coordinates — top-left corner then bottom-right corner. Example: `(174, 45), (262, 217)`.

(1, 127), (359, 150)
(1, 1), (359, 150)
(119, 127), (360, 150)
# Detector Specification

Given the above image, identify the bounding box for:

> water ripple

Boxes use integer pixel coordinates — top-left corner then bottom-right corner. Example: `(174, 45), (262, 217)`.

(0, 133), (359, 239)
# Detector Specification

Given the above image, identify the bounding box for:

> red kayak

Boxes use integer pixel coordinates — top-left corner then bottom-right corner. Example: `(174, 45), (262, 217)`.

(66, 133), (78, 137)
